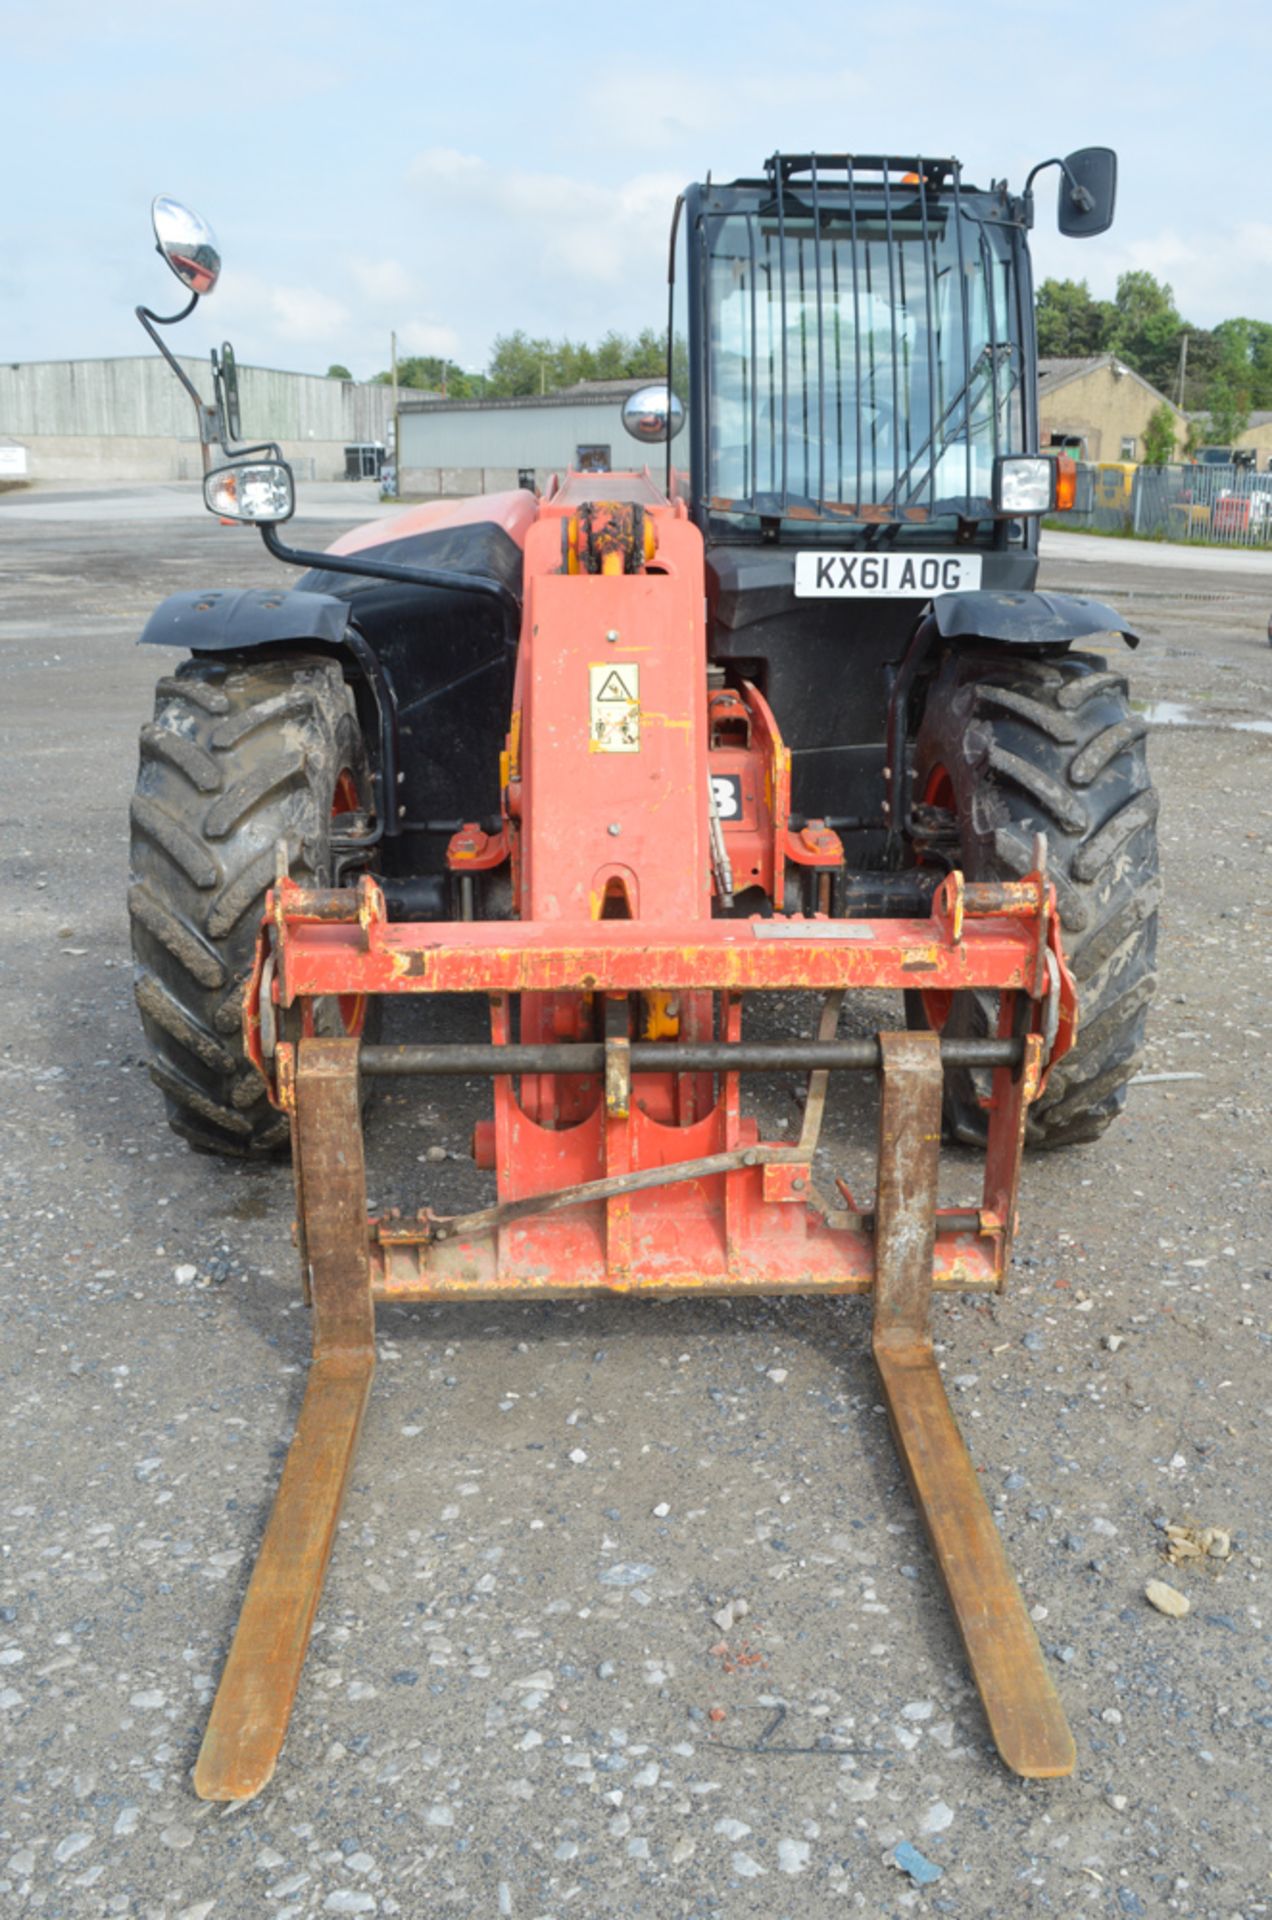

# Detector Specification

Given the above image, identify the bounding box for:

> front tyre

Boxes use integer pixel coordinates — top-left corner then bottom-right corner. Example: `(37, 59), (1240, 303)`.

(129, 653), (377, 1156)
(910, 647), (1160, 1148)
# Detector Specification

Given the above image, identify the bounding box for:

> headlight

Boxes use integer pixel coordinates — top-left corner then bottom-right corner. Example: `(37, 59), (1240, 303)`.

(993, 455), (1055, 516)
(204, 460), (294, 523)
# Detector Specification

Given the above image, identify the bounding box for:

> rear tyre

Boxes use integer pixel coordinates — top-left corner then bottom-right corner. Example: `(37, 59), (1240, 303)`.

(909, 647), (1160, 1148)
(129, 653), (378, 1156)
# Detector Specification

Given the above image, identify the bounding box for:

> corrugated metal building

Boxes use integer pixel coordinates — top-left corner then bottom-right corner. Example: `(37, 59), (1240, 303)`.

(0, 356), (410, 483)
(397, 379), (652, 496)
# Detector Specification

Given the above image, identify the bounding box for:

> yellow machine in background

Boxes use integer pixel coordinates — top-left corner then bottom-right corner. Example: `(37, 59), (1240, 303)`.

(1093, 461), (1136, 511)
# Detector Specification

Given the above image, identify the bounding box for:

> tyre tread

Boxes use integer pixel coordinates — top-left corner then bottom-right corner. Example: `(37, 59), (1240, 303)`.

(130, 794), (220, 890)
(138, 723), (222, 793)
(203, 751), (307, 840)
(130, 655), (373, 1157)
(912, 647), (1160, 1148)
(127, 882), (227, 990)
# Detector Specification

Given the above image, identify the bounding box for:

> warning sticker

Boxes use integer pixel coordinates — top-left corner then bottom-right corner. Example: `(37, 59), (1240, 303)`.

(589, 662), (640, 753)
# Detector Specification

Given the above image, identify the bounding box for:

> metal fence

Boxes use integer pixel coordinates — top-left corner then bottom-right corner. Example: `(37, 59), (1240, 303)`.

(1065, 462), (1272, 546)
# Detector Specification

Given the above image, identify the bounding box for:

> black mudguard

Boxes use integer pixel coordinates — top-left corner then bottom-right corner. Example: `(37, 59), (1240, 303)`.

(138, 587), (351, 651)
(932, 589), (1139, 649)
(135, 578), (514, 886)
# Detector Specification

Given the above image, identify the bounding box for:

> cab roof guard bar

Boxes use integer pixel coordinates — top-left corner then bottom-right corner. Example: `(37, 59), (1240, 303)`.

(766, 154), (961, 186)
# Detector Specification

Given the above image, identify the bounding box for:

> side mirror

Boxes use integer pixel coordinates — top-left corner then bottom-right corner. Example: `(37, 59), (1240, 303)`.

(152, 196), (221, 297)
(622, 384), (685, 445)
(1057, 148), (1116, 239)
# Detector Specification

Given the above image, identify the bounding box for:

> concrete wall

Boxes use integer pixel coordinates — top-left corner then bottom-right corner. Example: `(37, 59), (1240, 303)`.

(399, 466), (530, 498)
(1039, 366), (1187, 464)
(6, 434), (349, 484)
(0, 356), (411, 483)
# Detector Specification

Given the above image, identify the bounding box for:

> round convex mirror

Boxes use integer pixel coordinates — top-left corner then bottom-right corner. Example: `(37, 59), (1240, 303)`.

(151, 196), (221, 297)
(622, 384), (685, 444)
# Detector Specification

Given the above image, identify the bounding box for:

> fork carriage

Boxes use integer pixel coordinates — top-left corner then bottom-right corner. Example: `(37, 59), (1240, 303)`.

(192, 856), (1078, 1801)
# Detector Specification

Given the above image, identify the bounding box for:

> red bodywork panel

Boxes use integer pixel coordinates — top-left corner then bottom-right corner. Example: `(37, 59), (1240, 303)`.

(515, 500), (708, 922)
(327, 487), (539, 557)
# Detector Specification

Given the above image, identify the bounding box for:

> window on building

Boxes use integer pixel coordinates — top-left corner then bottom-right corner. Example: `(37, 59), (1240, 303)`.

(1120, 436), (1137, 461)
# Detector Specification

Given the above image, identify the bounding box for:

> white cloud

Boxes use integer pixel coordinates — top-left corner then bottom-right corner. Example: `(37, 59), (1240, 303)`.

(347, 257), (417, 304)
(412, 147), (485, 184)
(1115, 223), (1272, 325)
(1124, 229), (1197, 277)
(396, 319), (460, 357)
(407, 148), (682, 299)
(266, 285), (352, 343)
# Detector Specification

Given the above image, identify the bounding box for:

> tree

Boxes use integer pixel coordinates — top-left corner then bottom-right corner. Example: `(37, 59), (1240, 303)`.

(1105, 271), (1184, 396)
(630, 328), (667, 377)
(1142, 402), (1178, 468)
(371, 355), (481, 399)
(326, 363), (353, 380)
(1176, 328), (1221, 412)
(485, 331), (556, 397)
(482, 329), (666, 398)
(1035, 278), (1114, 358)
(370, 328), (668, 401)
(1202, 374), (1250, 449)
(1213, 318), (1272, 410)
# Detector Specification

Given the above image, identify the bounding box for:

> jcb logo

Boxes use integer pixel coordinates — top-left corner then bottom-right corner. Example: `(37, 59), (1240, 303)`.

(711, 775), (742, 820)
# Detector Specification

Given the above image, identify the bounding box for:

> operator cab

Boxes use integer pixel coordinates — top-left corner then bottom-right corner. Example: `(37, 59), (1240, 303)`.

(618, 150), (1117, 850)
(630, 150), (1114, 553)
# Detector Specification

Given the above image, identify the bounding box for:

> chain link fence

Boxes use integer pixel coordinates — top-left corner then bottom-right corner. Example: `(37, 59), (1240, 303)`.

(1065, 462), (1272, 546)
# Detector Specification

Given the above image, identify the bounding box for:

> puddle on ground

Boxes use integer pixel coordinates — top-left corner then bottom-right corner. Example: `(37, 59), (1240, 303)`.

(1106, 589), (1261, 605)
(228, 1185), (273, 1222)
(1136, 699), (1272, 736)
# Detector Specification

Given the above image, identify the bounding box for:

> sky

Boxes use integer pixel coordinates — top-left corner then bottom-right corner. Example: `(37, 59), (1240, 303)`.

(5, 0), (1272, 381)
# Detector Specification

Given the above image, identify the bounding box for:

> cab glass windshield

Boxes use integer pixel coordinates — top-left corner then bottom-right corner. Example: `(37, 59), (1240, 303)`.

(705, 199), (1023, 526)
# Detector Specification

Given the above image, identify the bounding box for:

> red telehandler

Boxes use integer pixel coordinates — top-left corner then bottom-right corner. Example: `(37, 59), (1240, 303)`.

(128, 152), (1158, 1798)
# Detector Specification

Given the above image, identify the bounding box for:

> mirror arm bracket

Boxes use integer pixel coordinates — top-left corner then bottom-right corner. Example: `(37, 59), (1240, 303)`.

(1023, 156), (1095, 212)
(138, 291), (199, 328)
(135, 300), (219, 461)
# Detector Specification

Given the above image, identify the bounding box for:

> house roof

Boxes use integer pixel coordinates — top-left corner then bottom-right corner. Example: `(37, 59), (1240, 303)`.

(1038, 354), (1181, 414)
(1037, 356), (1104, 392)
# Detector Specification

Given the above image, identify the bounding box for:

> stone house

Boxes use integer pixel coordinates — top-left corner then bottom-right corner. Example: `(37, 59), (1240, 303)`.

(1037, 355), (1186, 464)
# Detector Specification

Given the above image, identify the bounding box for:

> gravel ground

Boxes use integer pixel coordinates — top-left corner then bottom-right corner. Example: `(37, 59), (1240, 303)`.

(0, 496), (1269, 1919)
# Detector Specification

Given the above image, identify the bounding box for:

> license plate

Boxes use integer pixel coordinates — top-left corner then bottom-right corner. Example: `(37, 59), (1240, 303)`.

(794, 552), (982, 598)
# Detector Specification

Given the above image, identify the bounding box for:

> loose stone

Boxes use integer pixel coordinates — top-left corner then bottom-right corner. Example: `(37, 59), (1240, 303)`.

(1145, 1579), (1190, 1618)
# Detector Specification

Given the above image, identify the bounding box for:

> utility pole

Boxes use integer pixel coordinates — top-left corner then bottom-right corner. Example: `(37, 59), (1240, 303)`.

(389, 330), (399, 469)
(1177, 331), (1188, 410)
